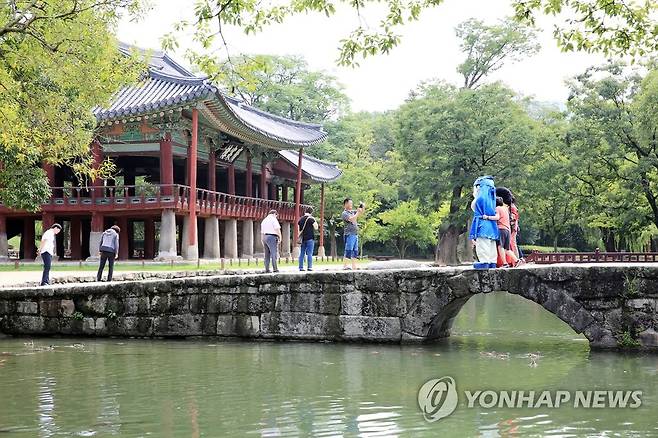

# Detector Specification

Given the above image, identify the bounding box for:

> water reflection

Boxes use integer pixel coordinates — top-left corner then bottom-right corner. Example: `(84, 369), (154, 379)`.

(0, 292), (656, 436)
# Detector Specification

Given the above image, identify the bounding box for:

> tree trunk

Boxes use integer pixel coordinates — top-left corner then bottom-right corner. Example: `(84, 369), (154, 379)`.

(437, 179), (464, 266)
(437, 224), (460, 266)
(601, 228), (616, 252)
(553, 234), (559, 252)
(399, 239), (407, 259)
(329, 222), (337, 260)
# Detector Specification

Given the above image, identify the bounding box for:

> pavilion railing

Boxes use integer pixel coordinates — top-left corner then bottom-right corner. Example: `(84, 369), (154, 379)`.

(9, 184), (309, 221)
(525, 250), (658, 264)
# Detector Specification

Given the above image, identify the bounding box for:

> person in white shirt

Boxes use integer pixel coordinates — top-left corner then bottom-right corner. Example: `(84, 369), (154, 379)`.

(260, 210), (282, 273)
(38, 223), (62, 286)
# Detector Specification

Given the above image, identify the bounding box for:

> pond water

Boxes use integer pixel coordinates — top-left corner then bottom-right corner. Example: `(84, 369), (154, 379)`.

(0, 292), (656, 437)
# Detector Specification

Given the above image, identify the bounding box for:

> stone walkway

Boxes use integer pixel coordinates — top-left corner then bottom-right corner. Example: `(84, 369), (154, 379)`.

(0, 260), (428, 288)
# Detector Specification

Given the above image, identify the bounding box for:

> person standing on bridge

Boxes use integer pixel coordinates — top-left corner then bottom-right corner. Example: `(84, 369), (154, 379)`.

(261, 210), (282, 273)
(469, 176), (499, 269)
(298, 206), (318, 271)
(342, 198), (365, 270)
(38, 223), (62, 286)
(97, 225), (120, 282)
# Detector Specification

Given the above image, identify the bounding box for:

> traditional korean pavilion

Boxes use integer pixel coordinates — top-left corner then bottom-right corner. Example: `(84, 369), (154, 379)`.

(0, 44), (341, 261)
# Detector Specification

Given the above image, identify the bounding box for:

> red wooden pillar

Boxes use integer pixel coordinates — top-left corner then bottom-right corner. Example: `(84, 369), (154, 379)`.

(42, 163), (59, 198)
(23, 218), (35, 259)
(319, 182), (325, 250)
(117, 216), (129, 260)
(260, 155), (268, 199)
(91, 212), (103, 235)
(70, 217), (82, 260)
(294, 148), (303, 225)
(42, 212), (55, 230)
(282, 186), (288, 202)
(208, 150), (216, 192)
(160, 133), (173, 196)
(144, 218), (155, 259)
(245, 150), (253, 198)
(228, 164), (236, 195)
(269, 183), (277, 201)
(188, 108), (198, 248)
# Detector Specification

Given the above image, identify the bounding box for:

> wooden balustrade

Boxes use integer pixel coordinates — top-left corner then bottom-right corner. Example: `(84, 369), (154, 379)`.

(0, 184), (310, 221)
(526, 249), (658, 264)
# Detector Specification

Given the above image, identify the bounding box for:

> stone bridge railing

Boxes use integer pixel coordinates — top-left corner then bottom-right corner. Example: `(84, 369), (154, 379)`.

(0, 265), (657, 350)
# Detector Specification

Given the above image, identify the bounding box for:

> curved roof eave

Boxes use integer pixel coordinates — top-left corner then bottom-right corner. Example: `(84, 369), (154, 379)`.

(277, 149), (342, 183)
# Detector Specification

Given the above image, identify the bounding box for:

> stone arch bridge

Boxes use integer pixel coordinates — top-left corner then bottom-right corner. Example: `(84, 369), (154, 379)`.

(1, 265), (657, 350)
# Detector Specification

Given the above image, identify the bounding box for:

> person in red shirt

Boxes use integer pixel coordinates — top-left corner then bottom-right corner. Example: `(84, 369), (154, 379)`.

(482, 197), (519, 268)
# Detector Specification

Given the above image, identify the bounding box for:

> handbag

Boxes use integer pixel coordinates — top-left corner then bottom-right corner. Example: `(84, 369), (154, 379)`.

(297, 216), (311, 245)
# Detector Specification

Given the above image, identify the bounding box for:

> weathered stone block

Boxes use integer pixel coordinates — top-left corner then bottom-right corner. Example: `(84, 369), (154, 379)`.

(638, 328), (658, 348)
(258, 283), (289, 294)
(0, 300), (15, 315)
(626, 299), (656, 311)
(207, 294), (238, 313)
(39, 300), (61, 317)
(189, 294), (208, 314)
(261, 312), (340, 339)
(9, 316), (45, 333)
(16, 301), (38, 315)
(217, 315), (260, 337)
(153, 314), (203, 336)
(361, 292), (403, 317)
(60, 299), (75, 317)
(340, 315), (401, 341)
(75, 295), (122, 316)
(107, 316), (152, 336)
(341, 291), (363, 315)
(123, 296), (150, 315)
(150, 295), (169, 314)
(355, 272), (397, 292)
(60, 318), (84, 335)
(276, 293), (340, 314)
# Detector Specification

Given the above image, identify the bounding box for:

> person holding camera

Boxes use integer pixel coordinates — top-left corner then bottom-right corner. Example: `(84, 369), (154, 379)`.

(341, 198), (364, 270)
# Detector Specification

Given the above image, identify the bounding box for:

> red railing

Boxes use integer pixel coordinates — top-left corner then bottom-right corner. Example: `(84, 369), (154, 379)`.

(526, 249), (658, 264)
(0, 184), (308, 221)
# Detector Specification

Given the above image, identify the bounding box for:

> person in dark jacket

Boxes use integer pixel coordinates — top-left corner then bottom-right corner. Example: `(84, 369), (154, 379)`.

(97, 225), (120, 281)
(298, 206), (319, 271)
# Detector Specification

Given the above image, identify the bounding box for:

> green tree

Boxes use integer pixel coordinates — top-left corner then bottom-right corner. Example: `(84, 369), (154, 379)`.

(395, 82), (537, 264)
(456, 18), (540, 89)
(377, 200), (438, 258)
(565, 63), (658, 250)
(219, 54), (349, 122)
(166, 0), (657, 69)
(0, 0), (145, 210)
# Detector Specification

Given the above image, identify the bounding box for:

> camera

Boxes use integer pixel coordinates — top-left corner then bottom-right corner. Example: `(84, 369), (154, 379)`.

(359, 202), (364, 209)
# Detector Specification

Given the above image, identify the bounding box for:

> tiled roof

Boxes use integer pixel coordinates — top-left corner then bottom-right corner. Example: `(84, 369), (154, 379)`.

(93, 44), (328, 148)
(278, 150), (342, 183)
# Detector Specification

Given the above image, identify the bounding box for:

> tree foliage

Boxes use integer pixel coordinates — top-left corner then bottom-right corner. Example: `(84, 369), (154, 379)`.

(377, 200), (438, 258)
(167, 0), (658, 71)
(456, 18), (540, 89)
(0, 0), (145, 210)
(218, 54), (349, 122)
